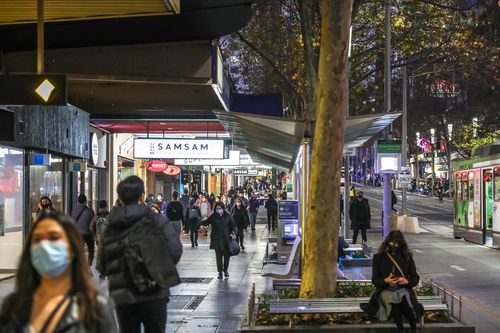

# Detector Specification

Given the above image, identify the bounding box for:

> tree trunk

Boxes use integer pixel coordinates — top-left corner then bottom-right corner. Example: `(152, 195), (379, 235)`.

(300, 0), (353, 298)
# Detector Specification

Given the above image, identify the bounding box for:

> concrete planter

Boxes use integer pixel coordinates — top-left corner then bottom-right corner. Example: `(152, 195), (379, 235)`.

(240, 318), (474, 332)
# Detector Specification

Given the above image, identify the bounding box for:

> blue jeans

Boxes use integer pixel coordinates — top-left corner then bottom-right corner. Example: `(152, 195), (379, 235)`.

(249, 211), (257, 230)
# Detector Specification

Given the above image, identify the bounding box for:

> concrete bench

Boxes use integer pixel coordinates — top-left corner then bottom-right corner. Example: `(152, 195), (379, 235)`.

(272, 279), (373, 290)
(270, 295), (448, 327)
(262, 236), (301, 279)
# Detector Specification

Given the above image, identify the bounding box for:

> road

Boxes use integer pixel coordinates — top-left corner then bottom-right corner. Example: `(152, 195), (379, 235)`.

(355, 183), (500, 333)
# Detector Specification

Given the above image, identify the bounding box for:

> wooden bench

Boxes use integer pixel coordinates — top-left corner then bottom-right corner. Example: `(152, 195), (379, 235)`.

(262, 236), (301, 278)
(269, 295), (448, 327)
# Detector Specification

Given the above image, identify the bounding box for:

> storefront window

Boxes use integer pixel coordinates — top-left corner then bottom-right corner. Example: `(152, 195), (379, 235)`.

(30, 158), (64, 219)
(494, 167), (500, 201)
(0, 146), (24, 272)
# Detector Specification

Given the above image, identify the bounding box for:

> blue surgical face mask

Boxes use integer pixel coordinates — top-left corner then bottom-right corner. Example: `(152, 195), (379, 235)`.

(31, 240), (70, 277)
(216, 209), (224, 215)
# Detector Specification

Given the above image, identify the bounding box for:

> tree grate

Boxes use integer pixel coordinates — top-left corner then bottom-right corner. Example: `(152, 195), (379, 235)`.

(183, 295), (206, 310)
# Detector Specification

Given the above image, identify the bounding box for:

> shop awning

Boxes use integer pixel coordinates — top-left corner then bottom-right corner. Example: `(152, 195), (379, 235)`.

(214, 111), (401, 171)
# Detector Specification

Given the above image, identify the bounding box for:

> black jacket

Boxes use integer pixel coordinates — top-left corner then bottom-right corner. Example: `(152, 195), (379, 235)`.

(349, 198), (371, 228)
(0, 293), (117, 333)
(97, 204), (182, 306)
(265, 197), (278, 214)
(361, 252), (423, 319)
(231, 206), (250, 229)
(201, 211), (237, 252)
(165, 201), (184, 221)
(185, 205), (201, 227)
(71, 204), (95, 236)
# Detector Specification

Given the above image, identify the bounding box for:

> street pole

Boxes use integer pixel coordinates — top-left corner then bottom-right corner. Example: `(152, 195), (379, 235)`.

(37, 0), (44, 74)
(383, 173), (392, 238)
(401, 67), (408, 215)
(383, 0), (391, 138)
(343, 157), (350, 240)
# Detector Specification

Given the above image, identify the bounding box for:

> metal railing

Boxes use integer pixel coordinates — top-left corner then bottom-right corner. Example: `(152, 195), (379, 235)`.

(247, 283), (256, 327)
(431, 281), (462, 322)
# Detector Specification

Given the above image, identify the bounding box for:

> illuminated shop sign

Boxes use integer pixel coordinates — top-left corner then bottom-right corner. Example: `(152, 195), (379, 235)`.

(174, 150), (240, 166)
(134, 139), (224, 159)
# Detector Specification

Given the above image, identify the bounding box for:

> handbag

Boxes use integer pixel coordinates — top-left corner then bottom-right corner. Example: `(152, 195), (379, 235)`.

(228, 239), (241, 256)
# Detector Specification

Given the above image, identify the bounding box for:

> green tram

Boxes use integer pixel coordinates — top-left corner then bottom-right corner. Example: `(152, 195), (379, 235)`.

(452, 151), (500, 248)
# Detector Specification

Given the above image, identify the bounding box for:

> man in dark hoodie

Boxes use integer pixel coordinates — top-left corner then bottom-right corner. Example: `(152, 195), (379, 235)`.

(71, 194), (95, 266)
(97, 176), (182, 333)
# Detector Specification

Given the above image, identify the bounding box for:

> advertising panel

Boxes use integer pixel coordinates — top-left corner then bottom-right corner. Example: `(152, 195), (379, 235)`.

(134, 139), (224, 159)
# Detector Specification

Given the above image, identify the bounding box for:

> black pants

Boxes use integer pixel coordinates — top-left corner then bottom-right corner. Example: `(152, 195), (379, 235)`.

(189, 220), (199, 245)
(390, 296), (417, 331)
(81, 234), (95, 266)
(267, 213), (277, 231)
(215, 250), (230, 273)
(236, 228), (245, 248)
(116, 298), (167, 333)
(352, 225), (367, 244)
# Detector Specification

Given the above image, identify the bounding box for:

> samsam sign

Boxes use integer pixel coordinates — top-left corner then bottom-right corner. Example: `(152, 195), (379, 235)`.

(134, 139), (224, 159)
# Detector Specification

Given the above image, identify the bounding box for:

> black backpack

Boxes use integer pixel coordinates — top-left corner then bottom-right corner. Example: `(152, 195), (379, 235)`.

(188, 207), (199, 220)
(121, 214), (180, 294)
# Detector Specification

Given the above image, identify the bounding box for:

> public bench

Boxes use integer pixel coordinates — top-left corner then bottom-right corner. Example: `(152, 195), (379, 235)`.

(272, 279), (372, 290)
(269, 295), (448, 327)
(262, 236), (301, 279)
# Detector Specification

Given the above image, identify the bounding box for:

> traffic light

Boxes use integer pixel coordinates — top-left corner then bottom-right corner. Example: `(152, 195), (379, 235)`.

(181, 170), (190, 184)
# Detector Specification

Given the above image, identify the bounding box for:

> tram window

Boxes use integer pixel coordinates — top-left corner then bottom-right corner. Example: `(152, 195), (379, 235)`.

(456, 176), (462, 200)
(494, 167), (500, 201)
(463, 180), (469, 200)
(468, 173), (474, 200)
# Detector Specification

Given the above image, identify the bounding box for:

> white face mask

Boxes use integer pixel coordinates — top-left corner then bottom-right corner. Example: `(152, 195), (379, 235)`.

(157, 196), (162, 201)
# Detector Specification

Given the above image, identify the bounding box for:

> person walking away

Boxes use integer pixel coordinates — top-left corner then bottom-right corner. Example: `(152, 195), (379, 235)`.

(264, 194), (278, 232)
(200, 204), (237, 279)
(391, 190), (398, 213)
(238, 192), (249, 209)
(165, 191), (184, 236)
(36, 196), (58, 220)
(186, 199), (201, 247)
(145, 194), (155, 207)
(90, 200), (109, 246)
(97, 176), (182, 333)
(361, 230), (422, 333)
(71, 194), (95, 266)
(0, 213), (118, 332)
(349, 191), (371, 244)
(231, 199), (250, 251)
(248, 193), (260, 231)
(179, 189), (191, 234)
(198, 194), (212, 235)
(349, 185), (356, 201)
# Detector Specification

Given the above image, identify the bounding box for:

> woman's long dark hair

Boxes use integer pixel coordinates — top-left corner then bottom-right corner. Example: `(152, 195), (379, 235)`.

(377, 230), (412, 259)
(0, 213), (98, 330)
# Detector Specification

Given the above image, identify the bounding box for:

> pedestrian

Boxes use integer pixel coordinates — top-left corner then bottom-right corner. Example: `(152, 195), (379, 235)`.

(186, 198), (201, 247)
(361, 230), (423, 333)
(145, 194), (155, 207)
(200, 204), (237, 279)
(391, 190), (398, 213)
(349, 185), (356, 201)
(179, 189), (191, 234)
(231, 199), (250, 251)
(238, 192), (249, 209)
(155, 193), (166, 214)
(35, 196), (58, 220)
(71, 194), (95, 266)
(264, 193), (278, 232)
(198, 194), (212, 222)
(165, 191), (184, 236)
(97, 176), (182, 333)
(0, 213), (118, 332)
(150, 203), (161, 214)
(248, 192), (260, 231)
(349, 191), (371, 244)
(90, 200), (109, 246)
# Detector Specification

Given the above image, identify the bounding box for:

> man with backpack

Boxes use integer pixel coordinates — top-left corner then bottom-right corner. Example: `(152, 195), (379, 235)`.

(179, 189), (191, 235)
(97, 176), (182, 333)
(165, 191), (184, 236)
(91, 200), (109, 245)
(71, 194), (95, 266)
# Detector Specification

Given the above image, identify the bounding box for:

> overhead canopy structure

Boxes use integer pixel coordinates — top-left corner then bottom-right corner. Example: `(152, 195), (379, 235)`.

(214, 111), (401, 170)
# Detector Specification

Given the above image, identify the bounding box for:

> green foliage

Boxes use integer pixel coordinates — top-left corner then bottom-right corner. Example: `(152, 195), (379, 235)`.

(451, 123), (499, 159)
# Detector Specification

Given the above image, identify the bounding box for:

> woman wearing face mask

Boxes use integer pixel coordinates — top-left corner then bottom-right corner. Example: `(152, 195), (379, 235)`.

(36, 196), (58, 220)
(0, 213), (118, 333)
(361, 230), (423, 333)
(231, 199), (250, 251)
(200, 204), (237, 279)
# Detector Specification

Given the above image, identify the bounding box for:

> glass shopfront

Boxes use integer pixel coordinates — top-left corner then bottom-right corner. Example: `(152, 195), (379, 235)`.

(29, 157), (64, 220)
(0, 146), (24, 273)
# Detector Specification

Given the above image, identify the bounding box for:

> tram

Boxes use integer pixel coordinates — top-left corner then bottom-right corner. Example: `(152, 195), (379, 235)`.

(452, 149), (500, 248)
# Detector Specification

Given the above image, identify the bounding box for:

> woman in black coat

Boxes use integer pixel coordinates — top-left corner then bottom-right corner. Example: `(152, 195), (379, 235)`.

(200, 204), (238, 279)
(231, 199), (250, 251)
(362, 230), (422, 333)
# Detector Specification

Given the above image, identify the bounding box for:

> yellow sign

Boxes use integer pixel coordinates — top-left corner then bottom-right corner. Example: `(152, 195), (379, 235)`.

(35, 79), (55, 102)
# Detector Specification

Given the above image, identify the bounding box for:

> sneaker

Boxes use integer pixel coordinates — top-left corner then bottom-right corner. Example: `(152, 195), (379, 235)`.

(218, 273), (223, 279)
(223, 270), (229, 278)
